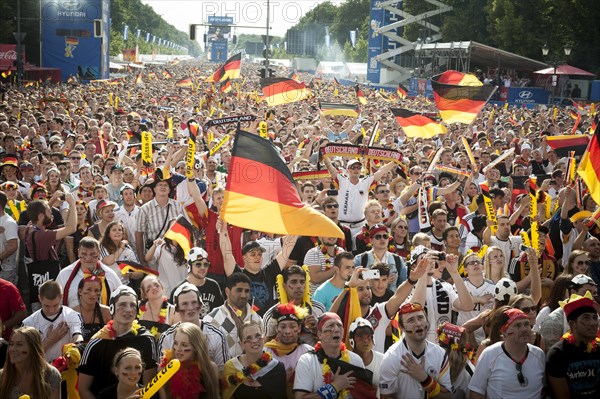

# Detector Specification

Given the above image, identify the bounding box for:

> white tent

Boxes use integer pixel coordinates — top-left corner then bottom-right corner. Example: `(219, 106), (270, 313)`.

(316, 61), (348, 77)
(109, 62), (125, 70)
(345, 63), (367, 80)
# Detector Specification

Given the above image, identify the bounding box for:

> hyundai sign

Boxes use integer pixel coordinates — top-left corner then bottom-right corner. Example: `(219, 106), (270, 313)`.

(507, 87), (549, 105)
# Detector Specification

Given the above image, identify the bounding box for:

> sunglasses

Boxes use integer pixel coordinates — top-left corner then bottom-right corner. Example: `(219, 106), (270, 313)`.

(349, 165), (361, 170)
(466, 260), (482, 267)
(397, 225), (408, 230)
(71, 156), (81, 160)
(377, 190), (390, 194)
(194, 261), (211, 268)
(515, 363), (528, 386)
(325, 204), (339, 209)
(575, 260), (591, 266)
(373, 234), (389, 240)
(519, 306), (537, 314)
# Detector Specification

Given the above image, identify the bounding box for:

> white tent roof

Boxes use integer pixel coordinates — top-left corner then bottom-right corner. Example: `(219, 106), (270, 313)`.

(317, 61), (348, 75)
(345, 63), (367, 76)
(109, 62), (124, 70)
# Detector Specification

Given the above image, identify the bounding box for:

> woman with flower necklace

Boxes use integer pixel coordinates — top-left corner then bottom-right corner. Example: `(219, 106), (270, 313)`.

(294, 313), (373, 399)
(159, 322), (219, 399)
(72, 276), (112, 343)
(137, 275), (176, 340)
(221, 321), (286, 399)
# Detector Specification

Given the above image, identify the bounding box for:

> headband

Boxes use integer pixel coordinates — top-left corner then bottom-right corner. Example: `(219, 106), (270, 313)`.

(317, 312), (342, 331)
(500, 308), (528, 333)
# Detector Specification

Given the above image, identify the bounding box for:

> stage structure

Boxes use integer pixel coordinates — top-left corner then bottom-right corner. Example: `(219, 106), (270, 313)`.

(367, 0), (452, 84)
(41, 0), (110, 81)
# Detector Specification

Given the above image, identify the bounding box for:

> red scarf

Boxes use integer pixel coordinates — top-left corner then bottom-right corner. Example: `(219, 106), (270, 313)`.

(63, 261), (109, 305)
(170, 361), (206, 399)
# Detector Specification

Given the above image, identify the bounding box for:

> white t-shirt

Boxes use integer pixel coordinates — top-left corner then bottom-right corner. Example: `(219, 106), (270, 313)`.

(55, 261), (123, 308)
(455, 278), (495, 343)
(293, 350), (365, 395)
(152, 243), (188, 298)
(365, 350), (384, 397)
(365, 302), (393, 354)
(0, 214), (19, 271)
(379, 338), (452, 398)
(468, 342), (545, 399)
(490, 235), (522, 269)
(114, 205), (140, 249)
(407, 279), (459, 342)
(336, 174), (375, 223)
(23, 306), (83, 361)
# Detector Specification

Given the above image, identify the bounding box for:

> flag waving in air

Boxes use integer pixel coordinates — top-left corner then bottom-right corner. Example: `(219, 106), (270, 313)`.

(319, 102), (359, 117)
(431, 70), (496, 124)
(206, 53), (242, 83)
(260, 78), (309, 107)
(397, 83), (407, 99)
(577, 115), (600, 205)
(164, 216), (194, 258)
(355, 85), (367, 105)
(221, 130), (343, 238)
(390, 108), (447, 138)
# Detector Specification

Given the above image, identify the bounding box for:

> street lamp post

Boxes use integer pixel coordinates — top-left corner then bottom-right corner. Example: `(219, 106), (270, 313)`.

(542, 43), (572, 104)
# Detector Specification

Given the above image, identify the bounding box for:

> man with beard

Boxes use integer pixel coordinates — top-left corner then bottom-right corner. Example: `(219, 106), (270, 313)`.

(203, 272), (263, 358)
(158, 282), (229, 371)
(294, 312), (374, 399)
(379, 302), (452, 399)
(78, 286), (158, 399)
(264, 303), (313, 398)
(546, 291), (600, 398)
(262, 265), (325, 345)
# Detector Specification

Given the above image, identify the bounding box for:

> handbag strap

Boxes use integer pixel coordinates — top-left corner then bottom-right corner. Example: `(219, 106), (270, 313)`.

(153, 203), (171, 241)
(30, 230), (38, 262)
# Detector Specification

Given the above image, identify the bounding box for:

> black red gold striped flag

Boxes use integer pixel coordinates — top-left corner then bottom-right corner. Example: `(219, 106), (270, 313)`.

(292, 170), (331, 180)
(333, 77), (340, 86)
(206, 53), (242, 83)
(288, 71), (299, 80)
(397, 83), (407, 99)
(577, 124), (600, 205)
(221, 130), (343, 238)
(164, 215), (194, 257)
(355, 85), (367, 105)
(260, 78), (308, 107)
(118, 261), (159, 276)
(319, 102), (359, 117)
(431, 70), (496, 124)
(219, 77), (232, 93)
(135, 72), (143, 85)
(162, 69), (173, 79)
(175, 77), (193, 88)
(546, 134), (590, 157)
(390, 108), (447, 138)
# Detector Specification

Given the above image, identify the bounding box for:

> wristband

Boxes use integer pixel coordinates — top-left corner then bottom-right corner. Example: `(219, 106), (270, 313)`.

(407, 276), (418, 285)
(316, 383), (338, 399)
(420, 375), (441, 398)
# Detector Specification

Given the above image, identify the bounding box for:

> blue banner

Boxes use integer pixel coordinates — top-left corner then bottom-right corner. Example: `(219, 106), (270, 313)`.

(507, 87), (549, 105)
(41, 0), (110, 81)
(211, 40), (228, 62)
(208, 16), (234, 25)
(367, 0), (384, 83)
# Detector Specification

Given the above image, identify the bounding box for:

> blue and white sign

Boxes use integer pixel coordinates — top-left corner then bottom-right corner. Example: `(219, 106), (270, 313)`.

(367, 0), (384, 83)
(507, 87), (549, 105)
(208, 16), (234, 25)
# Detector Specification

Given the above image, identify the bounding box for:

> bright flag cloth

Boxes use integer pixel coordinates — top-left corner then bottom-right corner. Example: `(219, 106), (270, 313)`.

(546, 134), (590, 157)
(164, 216), (194, 257)
(219, 78), (232, 93)
(162, 69), (173, 79)
(577, 121), (600, 205)
(319, 102), (359, 117)
(175, 77), (193, 88)
(260, 78), (309, 107)
(205, 53), (242, 83)
(397, 83), (408, 99)
(135, 72), (142, 85)
(431, 70), (495, 124)
(390, 108), (447, 138)
(221, 130), (343, 238)
(355, 85), (367, 105)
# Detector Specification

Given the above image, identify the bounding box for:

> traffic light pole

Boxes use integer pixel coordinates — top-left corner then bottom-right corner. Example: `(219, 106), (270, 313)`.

(264, 0), (270, 78)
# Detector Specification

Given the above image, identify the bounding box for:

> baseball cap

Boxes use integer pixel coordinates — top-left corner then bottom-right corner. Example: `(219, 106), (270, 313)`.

(111, 164), (125, 173)
(347, 159), (361, 168)
(188, 247), (209, 263)
(570, 274), (597, 287)
(242, 241), (266, 256)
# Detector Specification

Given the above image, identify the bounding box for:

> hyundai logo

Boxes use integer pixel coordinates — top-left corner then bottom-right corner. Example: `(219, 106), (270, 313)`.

(519, 91), (533, 99)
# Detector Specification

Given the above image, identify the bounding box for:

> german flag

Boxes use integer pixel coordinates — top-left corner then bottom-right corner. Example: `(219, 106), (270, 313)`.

(175, 77), (193, 89)
(164, 215), (194, 258)
(355, 85), (367, 105)
(260, 77), (308, 107)
(135, 72), (143, 85)
(219, 77), (232, 93)
(397, 83), (407, 99)
(147, 72), (156, 80)
(292, 170), (331, 181)
(320, 102), (359, 117)
(221, 130), (343, 238)
(118, 261), (158, 276)
(431, 70), (495, 124)
(390, 108), (447, 139)
(162, 69), (173, 79)
(333, 77), (340, 86)
(288, 71), (299, 80)
(577, 122), (600, 205)
(1, 70), (11, 78)
(206, 52), (242, 83)
(546, 134), (590, 157)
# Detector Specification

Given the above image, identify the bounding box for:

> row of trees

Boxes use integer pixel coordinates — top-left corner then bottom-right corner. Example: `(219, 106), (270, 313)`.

(235, 0), (598, 74)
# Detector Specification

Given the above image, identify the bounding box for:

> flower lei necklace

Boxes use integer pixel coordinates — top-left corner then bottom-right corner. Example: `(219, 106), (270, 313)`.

(320, 244), (341, 269)
(314, 342), (350, 399)
(104, 320), (141, 339)
(138, 296), (168, 324)
(227, 351), (273, 385)
(561, 331), (600, 353)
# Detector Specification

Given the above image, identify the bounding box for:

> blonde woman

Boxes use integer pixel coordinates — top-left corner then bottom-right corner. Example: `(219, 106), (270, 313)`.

(483, 246), (507, 283)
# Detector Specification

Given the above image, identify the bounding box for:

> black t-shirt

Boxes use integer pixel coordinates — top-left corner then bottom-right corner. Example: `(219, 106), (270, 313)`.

(546, 338), (600, 398)
(289, 236), (316, 264)
(18, 206), (64, 229)
(234, 259), (281, 316)
(371, 289), (394, 306)
(97, 383), (143, 399)
(78, 327), (157, 396)
(169, 277), (224, 317)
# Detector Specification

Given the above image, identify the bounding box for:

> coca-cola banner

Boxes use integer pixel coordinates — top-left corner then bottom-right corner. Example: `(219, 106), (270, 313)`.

(0, 44), (25, 68)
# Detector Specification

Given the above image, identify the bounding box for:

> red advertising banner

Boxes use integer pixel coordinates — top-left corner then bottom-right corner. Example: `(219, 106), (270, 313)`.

(0, 44), (25, 68)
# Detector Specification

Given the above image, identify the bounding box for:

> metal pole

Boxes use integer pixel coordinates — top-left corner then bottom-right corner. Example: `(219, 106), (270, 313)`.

(16, 0), (23, 85)
(265, 0), (270, 78)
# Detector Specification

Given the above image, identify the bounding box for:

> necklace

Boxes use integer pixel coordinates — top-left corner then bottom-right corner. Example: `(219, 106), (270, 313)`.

(227, 351), (273, 385)
(314, 342), (350, 399)
(561, 331), (600, 353)
(320, 244), (341, 269)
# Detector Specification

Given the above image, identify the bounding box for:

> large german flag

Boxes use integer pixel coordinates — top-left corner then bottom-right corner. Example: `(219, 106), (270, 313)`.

(546, 134), (590, 157)
(431, 70), (495, 124)
(164, 216), (194, 258)
(319, 102), (359, 117)
(206, 53), (242, 83)
(397, 83), (408, 99)
(222, 130), (343, 238)
(577, 124), (600, 205)
(390, 108), (447, 139)
(260, 77), (308, 107)
(219, 77), (232, 93)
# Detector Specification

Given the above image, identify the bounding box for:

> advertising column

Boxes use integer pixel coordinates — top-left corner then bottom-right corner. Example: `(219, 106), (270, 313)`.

(367, 0), (384, 84)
